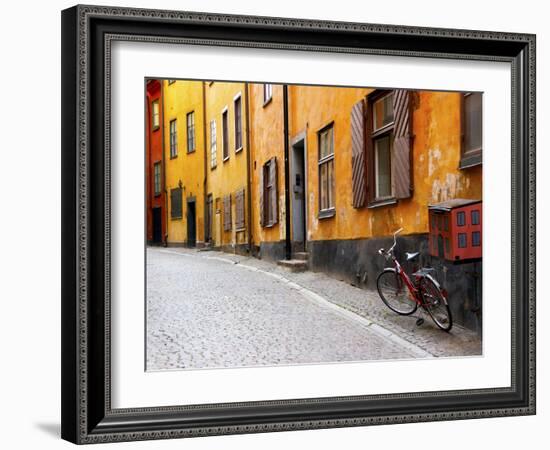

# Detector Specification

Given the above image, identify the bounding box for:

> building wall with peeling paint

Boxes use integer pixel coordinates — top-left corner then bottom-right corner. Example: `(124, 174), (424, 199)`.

(288, 88), (481, 243)
(163, 80), (205, 246)
(204, 81), (249, 250)
(248, 83), (286, 251)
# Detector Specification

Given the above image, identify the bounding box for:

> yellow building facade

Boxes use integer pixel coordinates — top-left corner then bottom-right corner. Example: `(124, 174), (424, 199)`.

(204, 81), (250, 251)
(163, 80), (206, 247)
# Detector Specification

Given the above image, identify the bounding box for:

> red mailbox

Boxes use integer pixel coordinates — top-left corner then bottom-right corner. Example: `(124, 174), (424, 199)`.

(428, 199), (482, 262)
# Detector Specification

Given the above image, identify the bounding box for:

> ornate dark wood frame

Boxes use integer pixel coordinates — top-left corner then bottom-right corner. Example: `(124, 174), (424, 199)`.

(61, 4), (536, 444)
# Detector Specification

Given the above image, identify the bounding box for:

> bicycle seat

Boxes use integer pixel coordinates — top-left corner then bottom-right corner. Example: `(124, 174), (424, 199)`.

(405, 251), (420, 261)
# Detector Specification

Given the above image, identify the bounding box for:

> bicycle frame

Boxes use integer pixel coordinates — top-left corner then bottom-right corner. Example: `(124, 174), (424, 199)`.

(378, 228), (423, 305)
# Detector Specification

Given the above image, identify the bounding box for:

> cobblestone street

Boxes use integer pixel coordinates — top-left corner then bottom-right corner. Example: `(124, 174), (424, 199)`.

(146, 247), (481, 371)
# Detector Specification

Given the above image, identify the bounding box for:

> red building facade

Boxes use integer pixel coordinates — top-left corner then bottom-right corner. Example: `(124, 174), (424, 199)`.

(146, 79), (166, 245)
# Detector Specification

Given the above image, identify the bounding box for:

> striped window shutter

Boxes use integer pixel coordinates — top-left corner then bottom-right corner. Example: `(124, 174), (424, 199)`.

(259, 167), (265, 227)
(392, 89), (413, 199)
(223, 194), (232, 231)
(235, 189), (245, 230)
(351, 99), (367, 208)
(269, 157), (278, 225)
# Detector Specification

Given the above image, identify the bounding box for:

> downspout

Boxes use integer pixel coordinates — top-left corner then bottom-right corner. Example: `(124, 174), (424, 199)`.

(202, 81), (208, 245)
(160, 80), (168, 246)
(244, 83), (253, 255)
(283, 84), (291, 260)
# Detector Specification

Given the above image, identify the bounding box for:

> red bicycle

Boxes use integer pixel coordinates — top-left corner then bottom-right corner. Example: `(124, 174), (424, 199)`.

(376, 228), (453, 332)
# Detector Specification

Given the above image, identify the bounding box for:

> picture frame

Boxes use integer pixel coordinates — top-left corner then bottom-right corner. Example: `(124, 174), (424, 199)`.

(61, 4), (536, 444)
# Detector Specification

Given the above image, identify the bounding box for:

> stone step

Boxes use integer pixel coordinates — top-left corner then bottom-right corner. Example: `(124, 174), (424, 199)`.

(277, 259), (308, 272)
(293, 252), (309, 261)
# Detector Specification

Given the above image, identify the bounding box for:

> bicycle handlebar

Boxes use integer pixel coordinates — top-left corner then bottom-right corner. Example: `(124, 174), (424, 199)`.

(378, 228), (404, 258)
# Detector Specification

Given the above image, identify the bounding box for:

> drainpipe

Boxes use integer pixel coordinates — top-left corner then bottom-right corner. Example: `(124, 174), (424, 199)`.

(283, 84), (291, 260)
(160, 80), (168, 247)
(244, 83), (253, 255)
(202, 81), (208, 245)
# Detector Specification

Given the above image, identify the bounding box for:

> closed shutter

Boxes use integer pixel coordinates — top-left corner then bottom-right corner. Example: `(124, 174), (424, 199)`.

(235, 188), (245, 230)
(269, 157), (278, 225)
(392, 89), (413, 199)
(259, 167), (265, 227)
(223, 194), (232, 231)
(351, 99), (367, 208)
(170, 188), (182, 219)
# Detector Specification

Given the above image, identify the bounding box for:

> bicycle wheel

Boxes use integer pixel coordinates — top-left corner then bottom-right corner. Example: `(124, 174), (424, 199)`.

(420, 277), (453, 332)
(376, 268), (418, 315)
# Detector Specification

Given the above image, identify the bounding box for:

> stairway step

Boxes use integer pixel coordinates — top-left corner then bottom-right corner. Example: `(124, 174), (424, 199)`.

(293, 252), (309, 261)
(277, 259), (308, 272)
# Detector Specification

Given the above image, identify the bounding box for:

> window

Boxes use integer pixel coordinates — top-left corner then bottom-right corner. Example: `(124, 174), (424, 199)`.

(260, 158), (278, 227)
(210, 120), (217, 169)
(170, 187), (182, 219)
(153, 162), (161, 196)
(461, 92), (482, 168)
(457, 211), (466, 226)
(151, 99), (160, 130)
(364, 89), (412, 206)
(472, 231), (481, 247)
(458, 233), (467, 248)
(263, 83), (273, 105)
(318, 125), (335, 216)
(169, 119), (177, 158)
(186, 112), (195, 153)
(471, 209), (480, 225)
(234, 96), (243, 151)
(222, 109), (229, 161)
(372, 92), (394, 200)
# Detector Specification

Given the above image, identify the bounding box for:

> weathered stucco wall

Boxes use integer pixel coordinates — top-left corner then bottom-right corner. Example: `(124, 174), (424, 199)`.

(204, 81), (249, 249)
(163, 80), (205, 246)
(287, 87), (482, 242)
(248, 83), (286, 249)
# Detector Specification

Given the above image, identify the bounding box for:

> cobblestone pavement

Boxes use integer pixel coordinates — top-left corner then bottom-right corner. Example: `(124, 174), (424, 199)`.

(146, 247), (481, 371)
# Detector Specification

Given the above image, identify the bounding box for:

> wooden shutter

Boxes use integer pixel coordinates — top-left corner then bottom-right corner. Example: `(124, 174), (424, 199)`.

(223, 194), (232, 231)
(351, 99), (367, 208)
(269, 157), (278, 225)
(235, 188), (245, 230)
(392, 89), (413, 199)
(259, 166), (265, 227)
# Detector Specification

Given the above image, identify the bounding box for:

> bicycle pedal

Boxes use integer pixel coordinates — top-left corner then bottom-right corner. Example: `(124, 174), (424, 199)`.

(415, 318), (425, 327)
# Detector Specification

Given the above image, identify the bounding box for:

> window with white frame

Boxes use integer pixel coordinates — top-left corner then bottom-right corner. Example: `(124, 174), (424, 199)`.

(210, 120), (217, 169)
(186, 111), (195, 153)
(169, 119), (177, 158)
(318, 124), (335, 215)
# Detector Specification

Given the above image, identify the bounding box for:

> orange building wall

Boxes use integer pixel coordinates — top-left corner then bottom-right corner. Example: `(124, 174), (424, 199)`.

(248, 83), (286, 247)
(285, 87), (482, 243)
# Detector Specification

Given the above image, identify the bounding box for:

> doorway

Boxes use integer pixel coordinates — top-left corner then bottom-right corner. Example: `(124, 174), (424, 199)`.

(187, 198), (196, 247)
(205, 194), (213, 244)
(152, 207), (162, 244)
(291, 138), (306, 251)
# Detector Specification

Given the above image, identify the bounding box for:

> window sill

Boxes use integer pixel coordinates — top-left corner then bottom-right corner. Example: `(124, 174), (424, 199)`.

(223, 156), (230, 163)
(235, 146), (244, 154)
(152, 126), (160, 132)
(263, 97), (272, 108)
(368, 198), (397, 209)
(187, 149), (196, 154)
(170, 155), (178, 160)
(171, 216), (182, 221)
(210, 165), (217, 170)
(318, 208), (336, 219)
(459, 152), (482, 169)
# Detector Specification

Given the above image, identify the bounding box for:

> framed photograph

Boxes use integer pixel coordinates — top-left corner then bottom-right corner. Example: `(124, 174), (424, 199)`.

(61, 4), (536, 444)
